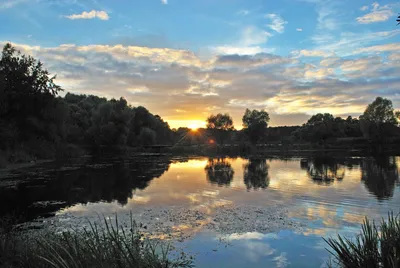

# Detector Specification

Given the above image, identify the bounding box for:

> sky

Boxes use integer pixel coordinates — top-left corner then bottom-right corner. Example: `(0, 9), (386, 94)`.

(1, 0), (400, 129)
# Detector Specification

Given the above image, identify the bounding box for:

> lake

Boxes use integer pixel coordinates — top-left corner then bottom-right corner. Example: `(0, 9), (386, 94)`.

(1, 154), (399, 267)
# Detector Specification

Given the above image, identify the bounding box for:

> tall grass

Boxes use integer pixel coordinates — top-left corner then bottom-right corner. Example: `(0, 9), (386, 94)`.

(0, 215), (193, 268)
(325, 212), (400, 268)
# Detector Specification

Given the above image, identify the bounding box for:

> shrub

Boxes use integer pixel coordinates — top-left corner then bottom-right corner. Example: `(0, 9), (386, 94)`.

(0, 215), (193, 268)
(325, 212), (400, 268)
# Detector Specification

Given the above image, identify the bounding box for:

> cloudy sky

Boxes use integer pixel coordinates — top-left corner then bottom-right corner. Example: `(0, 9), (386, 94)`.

(1, 0), (400, 129)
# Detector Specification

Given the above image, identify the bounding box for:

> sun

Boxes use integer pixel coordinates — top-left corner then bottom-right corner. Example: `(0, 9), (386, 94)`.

(188, 123), (200, 131)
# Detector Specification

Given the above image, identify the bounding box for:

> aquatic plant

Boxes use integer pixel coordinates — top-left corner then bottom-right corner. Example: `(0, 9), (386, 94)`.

(325, 212), (400, 268)
(0, 215), (193, 268)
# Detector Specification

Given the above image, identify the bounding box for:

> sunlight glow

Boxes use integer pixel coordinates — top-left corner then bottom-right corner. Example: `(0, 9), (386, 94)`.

(167, 120), (206, 130)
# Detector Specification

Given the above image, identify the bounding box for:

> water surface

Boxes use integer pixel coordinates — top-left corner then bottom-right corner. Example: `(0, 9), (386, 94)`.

(1, 155), (399, 267)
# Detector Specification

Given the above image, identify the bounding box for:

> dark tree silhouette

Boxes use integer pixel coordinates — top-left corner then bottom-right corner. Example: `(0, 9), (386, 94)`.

(361, 156), (399, 201)
(206, 113), (234, 144)
(301, 157), (345, 186)
(243, 158), (270, 190)
(205, 158), (234, 186)
(360, 97), (400, 141)
(242, 109), (270, 144)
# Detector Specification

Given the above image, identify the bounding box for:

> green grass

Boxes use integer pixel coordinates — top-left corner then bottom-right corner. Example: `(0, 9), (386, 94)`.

(325, 212), (400, 268)
(0, 215), (193, 268)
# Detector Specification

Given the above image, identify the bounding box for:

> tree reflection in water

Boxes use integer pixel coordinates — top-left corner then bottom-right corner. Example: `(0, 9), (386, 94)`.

(205, 158), (234, 187)
(243, 158), (270, 190)
(0, 157), (171, 221)
(361, 156), (399, 201)
(301, 157), (346, 186)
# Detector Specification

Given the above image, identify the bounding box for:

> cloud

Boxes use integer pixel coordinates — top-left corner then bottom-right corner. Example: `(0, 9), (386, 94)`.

(211, 25), (273, 56)
(314, 30), (400, 56)
(296, 28), (303, 32)
(265, 14), (287, 33)
(294, 49), (334, 58)
(354, 43), (400, 54)
(356, 2), (393, 24)
(65, 10), (110, 20)
(211, 46), (271, 56)
(161, 0), (167, 4)
(3, 39), (400, 128)
(242, 26), (272, 46)
(360, 5), (369, 11)
(0, 0), (27, 9)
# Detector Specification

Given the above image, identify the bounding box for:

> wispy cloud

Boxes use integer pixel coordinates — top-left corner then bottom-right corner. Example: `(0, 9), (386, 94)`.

(265, 14), (287, 33)
(242, 26), (271, 46)
(296, 28), (303, 32)
(360, 5), (369, 11)
(211, 46), (273, 56)
(356, 2), (393, 24)
(293, 49), (334, 57)
(65, 10), (110, 20)
(161, 0), (167, 4)
(0, 0), (27, 9)
(354, 43), (400, 54)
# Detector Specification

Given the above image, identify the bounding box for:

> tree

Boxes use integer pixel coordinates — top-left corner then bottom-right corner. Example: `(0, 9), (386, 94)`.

(206, 113), (234, 130)
(0, 43), (66, 154)
(206, 113), (234, 144)
(139, 127), (156, 146)
(359, 97), (399, 140)
(242, 109), (270, 144)
(361, 97), (397, 125)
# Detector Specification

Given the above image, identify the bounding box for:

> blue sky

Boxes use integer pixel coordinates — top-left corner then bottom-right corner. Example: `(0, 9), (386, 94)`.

(1, 0), (400, 128)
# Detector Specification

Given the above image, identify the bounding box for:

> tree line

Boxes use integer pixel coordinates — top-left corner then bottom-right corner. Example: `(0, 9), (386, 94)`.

(1, 43), (400, 164)
(205, 98), (400, 145)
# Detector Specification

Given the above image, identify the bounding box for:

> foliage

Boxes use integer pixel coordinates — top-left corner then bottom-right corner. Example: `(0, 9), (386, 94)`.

(0, 215), (193, 268)
(359, 97), (399, 140)
(140, 127), (157, 146)
(242, 109), (270, 144)
(325, 212), (400, 268)
(206, 113), (234, 131)
(293, 113), (360, 142)
(0, 44), (175, 162)
(361, 97), (398, 125)
(206, 113), (234, 144)
(0, 43), (66, 155)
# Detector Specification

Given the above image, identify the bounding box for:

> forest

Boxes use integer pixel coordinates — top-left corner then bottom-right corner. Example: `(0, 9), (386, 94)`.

(1, 43), (400, 166)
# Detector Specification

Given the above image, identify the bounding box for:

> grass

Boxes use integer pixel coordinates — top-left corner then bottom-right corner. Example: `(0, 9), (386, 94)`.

(325, 212), (400, 268)
(0, 215), (193, 268)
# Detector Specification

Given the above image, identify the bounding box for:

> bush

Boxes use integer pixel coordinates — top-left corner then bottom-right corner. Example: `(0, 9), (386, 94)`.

(0, 215), (193, 268)
(325, 212), (400, 268)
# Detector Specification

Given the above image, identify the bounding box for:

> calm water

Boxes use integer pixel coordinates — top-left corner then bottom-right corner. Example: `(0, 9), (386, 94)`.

(1, 155), (400, 267)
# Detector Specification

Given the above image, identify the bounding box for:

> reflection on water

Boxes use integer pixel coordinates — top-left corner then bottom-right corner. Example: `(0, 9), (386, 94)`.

(1, 155), (400, 267)
(205, 158), (234, 187)
(0, 157), (170, 219)
(243, 158), (270, 190)
(361, 156), (400, 200)
(301, 157), (345, 186)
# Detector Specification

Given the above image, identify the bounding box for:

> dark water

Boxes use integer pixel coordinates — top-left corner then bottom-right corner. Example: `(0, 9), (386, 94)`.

(1, 155), (399, 267)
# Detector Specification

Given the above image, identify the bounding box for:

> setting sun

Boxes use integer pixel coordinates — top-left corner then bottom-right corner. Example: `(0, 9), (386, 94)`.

(188, 123), (200, 130)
